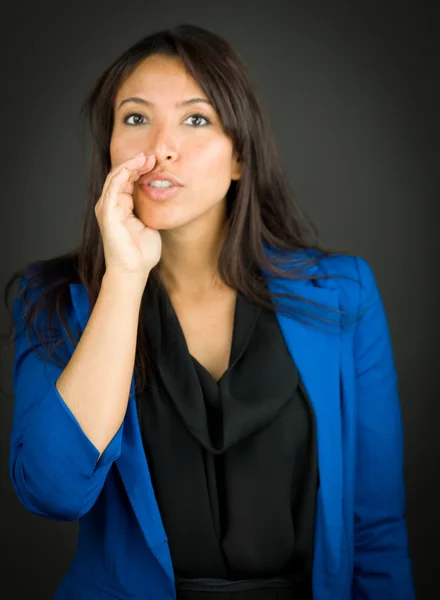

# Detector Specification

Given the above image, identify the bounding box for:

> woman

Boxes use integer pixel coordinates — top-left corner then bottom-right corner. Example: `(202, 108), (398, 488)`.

(5, 24), (414, 599)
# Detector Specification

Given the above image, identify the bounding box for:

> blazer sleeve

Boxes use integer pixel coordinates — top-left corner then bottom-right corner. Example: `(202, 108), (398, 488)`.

(9, 276), (124, 521)
(351, 257), (415, 599)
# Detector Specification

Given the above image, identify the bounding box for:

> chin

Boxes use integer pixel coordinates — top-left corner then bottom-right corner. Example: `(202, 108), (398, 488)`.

(135, 199), (224, 233)
(136, 211), (191, 232)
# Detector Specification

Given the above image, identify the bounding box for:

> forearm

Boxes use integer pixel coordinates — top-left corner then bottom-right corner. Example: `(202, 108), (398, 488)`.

(55, 271), (147, 455)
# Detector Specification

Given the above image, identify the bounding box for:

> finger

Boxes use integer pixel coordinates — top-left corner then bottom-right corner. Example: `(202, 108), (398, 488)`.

(102, 153), (148, 196)
(100, 167), (130, 213)
(127, 154), (156, 184)
(128, 154), (156, 182)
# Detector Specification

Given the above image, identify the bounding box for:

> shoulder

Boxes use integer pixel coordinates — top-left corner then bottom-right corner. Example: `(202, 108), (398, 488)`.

(314, 250), (376, 296)
(284, 247), (375, 288)
(276, 248), (381, 319)
(295, 247), (367, 278)
(312, 251), (387, 337)
(13, 263), (79, 350)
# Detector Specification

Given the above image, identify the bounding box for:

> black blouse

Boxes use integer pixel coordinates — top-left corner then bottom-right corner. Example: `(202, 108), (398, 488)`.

(136, 274), (318, 599)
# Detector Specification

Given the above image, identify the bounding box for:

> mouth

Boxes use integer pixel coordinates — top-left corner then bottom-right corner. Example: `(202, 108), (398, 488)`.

(137, 171), (184, 187)
(139, 182), (182, 202)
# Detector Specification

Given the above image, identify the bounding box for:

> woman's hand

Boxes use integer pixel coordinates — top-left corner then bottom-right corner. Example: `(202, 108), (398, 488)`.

(95, 152), (162, 281)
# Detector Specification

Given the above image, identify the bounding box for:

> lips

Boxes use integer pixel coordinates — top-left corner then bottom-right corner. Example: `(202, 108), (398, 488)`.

(138, 171), (183, 187)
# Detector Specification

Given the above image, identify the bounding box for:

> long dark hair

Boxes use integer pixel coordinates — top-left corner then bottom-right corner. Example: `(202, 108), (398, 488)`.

(1, 23), (360, 398)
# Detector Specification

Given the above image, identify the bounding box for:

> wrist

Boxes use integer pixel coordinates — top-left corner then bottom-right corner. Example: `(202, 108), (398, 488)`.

(101, 270), (149, 299)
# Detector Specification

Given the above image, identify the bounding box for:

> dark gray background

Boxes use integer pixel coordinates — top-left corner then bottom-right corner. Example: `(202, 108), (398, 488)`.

(1, 1), (438, 598)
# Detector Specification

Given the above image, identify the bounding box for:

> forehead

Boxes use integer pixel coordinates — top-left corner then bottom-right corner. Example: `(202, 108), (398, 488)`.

(115, 55), (206, 105)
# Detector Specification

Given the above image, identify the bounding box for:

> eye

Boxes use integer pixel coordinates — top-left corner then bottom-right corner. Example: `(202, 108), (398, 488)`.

(123, 113), (146, 126)
(122, 112), (212, 127)
(184, 113), (211, 127)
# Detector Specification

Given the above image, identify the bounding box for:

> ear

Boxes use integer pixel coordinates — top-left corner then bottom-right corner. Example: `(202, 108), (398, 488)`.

(231, 151), (242, 181)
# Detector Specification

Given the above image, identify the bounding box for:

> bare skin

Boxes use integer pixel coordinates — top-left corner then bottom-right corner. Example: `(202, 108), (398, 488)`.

(111, 54), (242, 378)
(170, 285), (237, 381)
(56, 55), (242, 453)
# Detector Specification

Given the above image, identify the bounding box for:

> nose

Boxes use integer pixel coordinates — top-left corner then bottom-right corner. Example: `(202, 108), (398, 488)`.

(146, 124), (178, 163)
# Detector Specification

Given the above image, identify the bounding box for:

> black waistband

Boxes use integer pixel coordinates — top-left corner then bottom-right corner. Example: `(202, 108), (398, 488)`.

(175, 576), (301, 593)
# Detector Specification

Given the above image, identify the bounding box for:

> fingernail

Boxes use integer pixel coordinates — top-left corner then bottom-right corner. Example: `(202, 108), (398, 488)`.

(135, 152), (145, 157)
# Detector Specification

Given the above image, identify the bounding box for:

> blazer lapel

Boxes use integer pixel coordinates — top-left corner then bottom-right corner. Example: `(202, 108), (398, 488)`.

(69, 283), (174, 582)
(266, 271), (344, 580)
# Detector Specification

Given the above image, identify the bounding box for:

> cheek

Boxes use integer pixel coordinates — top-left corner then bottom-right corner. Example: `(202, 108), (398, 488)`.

(187, 139), (233, 178)
(109, 138), (124, 168)
(109, 132), (138, 168)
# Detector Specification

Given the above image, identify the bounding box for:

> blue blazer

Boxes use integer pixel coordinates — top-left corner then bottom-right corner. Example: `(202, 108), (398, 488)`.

(10, 250), (415, 599)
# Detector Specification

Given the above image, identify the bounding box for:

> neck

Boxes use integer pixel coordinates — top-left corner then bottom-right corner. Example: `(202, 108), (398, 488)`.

(157, 218), (229, 298)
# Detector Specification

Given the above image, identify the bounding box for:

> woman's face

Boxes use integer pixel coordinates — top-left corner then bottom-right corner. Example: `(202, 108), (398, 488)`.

(110, 54), (242, 232)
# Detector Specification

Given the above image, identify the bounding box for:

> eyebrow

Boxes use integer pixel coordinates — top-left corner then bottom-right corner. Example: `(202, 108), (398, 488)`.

(117, 96), (214, 110)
